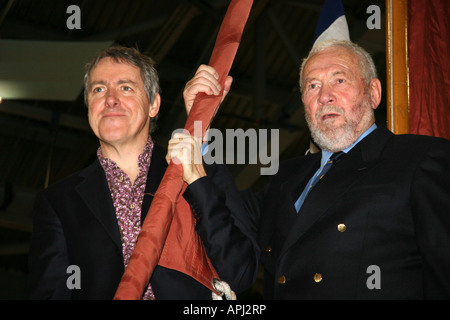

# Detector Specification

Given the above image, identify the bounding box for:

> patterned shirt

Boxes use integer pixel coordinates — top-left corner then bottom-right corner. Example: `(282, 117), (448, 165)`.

(98, 136), (155, 300)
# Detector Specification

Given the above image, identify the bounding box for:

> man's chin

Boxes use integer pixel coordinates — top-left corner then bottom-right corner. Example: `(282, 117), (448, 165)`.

(317, 119), (345, 132)
(311, 127), (356, 152)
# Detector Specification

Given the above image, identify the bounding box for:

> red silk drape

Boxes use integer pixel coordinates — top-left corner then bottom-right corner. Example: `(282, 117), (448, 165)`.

(408, 0), (450, 139)
(114, 0), (253, 300)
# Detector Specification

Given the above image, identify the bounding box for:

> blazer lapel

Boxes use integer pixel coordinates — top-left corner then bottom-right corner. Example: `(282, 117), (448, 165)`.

(141, 144), (168, 222)
(281, 126), (394, 255)
(75, 160), (122, 251)
(276, 154), (321, 237)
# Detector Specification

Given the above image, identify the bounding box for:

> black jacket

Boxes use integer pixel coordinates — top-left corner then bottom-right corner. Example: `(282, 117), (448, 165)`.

(28, 144), (256, 299)
(192, 126), (450, 299)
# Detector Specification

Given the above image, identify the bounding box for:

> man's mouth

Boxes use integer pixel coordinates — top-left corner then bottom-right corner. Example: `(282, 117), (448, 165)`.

(103, 112), (125, 118)
(320, 113), (341, 121)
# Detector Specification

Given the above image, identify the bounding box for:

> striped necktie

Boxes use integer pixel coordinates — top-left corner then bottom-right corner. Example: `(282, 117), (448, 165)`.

(295, 151), (345, 212)
(309, 151), (345, 190)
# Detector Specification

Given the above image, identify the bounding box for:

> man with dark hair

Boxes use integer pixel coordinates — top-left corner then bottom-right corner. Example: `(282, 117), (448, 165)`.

(28, 46), (257, 299)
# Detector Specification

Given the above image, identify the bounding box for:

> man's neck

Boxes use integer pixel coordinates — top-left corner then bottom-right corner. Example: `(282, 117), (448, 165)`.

(100, 136), (149, 184)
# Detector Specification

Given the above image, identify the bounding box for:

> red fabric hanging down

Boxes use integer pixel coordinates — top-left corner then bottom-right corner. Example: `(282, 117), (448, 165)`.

(408, 0), (450, 139)
(114, 0), (253, 300)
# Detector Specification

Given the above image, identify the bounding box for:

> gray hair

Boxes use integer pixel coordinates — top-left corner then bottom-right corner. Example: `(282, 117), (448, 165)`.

(83, 45), (160, 133)
(299, 40), (378, 93)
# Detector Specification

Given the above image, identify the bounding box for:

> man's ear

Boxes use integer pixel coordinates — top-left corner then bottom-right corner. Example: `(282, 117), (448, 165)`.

(369, 78), (382, 110)
(149, 93), (161, 118)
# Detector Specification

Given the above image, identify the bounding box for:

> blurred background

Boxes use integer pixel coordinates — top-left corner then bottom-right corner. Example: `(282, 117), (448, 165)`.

(0, 0), (385, 299)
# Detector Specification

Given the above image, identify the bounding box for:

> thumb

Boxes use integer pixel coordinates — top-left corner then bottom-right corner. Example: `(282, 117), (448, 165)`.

(221, 76), (233, 102)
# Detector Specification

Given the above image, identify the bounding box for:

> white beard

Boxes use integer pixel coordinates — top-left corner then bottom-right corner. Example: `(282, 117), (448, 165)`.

(305, 99), (374, 152)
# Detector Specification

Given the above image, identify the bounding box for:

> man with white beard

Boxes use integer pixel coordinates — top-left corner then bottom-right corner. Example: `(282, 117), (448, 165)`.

(169, 40), (450, 299)
(300, 40), (379, 153)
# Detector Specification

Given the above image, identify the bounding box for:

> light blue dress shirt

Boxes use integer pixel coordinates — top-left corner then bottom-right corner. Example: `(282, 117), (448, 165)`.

(294, 124), (377, 212)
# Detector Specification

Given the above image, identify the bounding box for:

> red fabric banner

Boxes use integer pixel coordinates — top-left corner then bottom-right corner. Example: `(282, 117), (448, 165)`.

(114, 0), (253, 300)
(408, 0), (450, 139)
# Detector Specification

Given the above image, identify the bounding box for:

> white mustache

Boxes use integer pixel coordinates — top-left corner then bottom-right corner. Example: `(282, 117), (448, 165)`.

(316, 105), (345, 120)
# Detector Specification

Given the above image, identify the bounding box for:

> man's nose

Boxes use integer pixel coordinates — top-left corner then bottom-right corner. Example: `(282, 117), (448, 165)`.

(318, 84), (335, 105)
(105, 89), (120, 108)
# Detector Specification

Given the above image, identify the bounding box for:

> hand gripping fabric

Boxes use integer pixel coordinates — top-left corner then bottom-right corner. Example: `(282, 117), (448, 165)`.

(114, 0), (253, 300)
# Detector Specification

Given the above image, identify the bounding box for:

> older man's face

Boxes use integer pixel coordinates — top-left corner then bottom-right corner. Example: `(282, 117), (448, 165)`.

(87, 57), (160, 147)
(301, 46), (379, 152)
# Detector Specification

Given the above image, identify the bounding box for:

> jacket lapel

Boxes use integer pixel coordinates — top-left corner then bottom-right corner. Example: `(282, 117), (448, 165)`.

(275, 154), (321, 237)
(75, 160), (122, 251)
(281, 126), (394, 255)
(141, 144), (168, 222)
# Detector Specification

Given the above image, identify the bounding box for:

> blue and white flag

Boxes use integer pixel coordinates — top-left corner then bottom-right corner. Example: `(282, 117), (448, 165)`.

(313, 0), (350, 46)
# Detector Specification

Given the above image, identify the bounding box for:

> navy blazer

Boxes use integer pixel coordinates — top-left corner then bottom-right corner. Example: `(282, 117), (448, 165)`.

(253, 126), (450, 299)
(28, 144), (232, 299)
(193, 126), (450, 299)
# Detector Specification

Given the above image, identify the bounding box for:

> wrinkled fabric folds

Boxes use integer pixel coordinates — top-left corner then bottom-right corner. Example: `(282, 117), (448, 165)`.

(409, 0), (450, 139)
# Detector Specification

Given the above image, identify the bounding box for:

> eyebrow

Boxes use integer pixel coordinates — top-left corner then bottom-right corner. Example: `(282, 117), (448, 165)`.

(304, 76), (319, 84)
(89, 79), (138, 87)
(304, 70), (349, 83)
(89, 80), (106, 87)
(117, 79), (137, 86)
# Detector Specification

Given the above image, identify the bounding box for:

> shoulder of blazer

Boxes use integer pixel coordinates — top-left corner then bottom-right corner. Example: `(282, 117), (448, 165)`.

(357, 125), (395, 162)
(367, 125), (450, 161)
(388, 131), (450, 152)
(42, 142), (169, 194)
(39, 159), (103, 198)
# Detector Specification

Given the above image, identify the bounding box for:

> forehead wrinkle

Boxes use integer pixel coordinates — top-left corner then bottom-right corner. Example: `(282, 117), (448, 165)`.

(304, 69), (348, 84)
(331, 70), (347, 77)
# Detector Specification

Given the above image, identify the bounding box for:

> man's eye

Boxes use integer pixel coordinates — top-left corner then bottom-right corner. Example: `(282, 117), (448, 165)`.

(122, 86), (132, 91)
(93, 87), (104, 93)
(308, 83), (318, 90)
(337, 78), (345, 84)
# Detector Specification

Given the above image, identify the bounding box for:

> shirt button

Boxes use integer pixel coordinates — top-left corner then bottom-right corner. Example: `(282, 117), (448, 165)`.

(337, 224), (346, 232)
(314, 273), (323, 283)
(265, 246), (272, 253)
(130, 203), (135, 209)
(277, 275), (286, 284)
